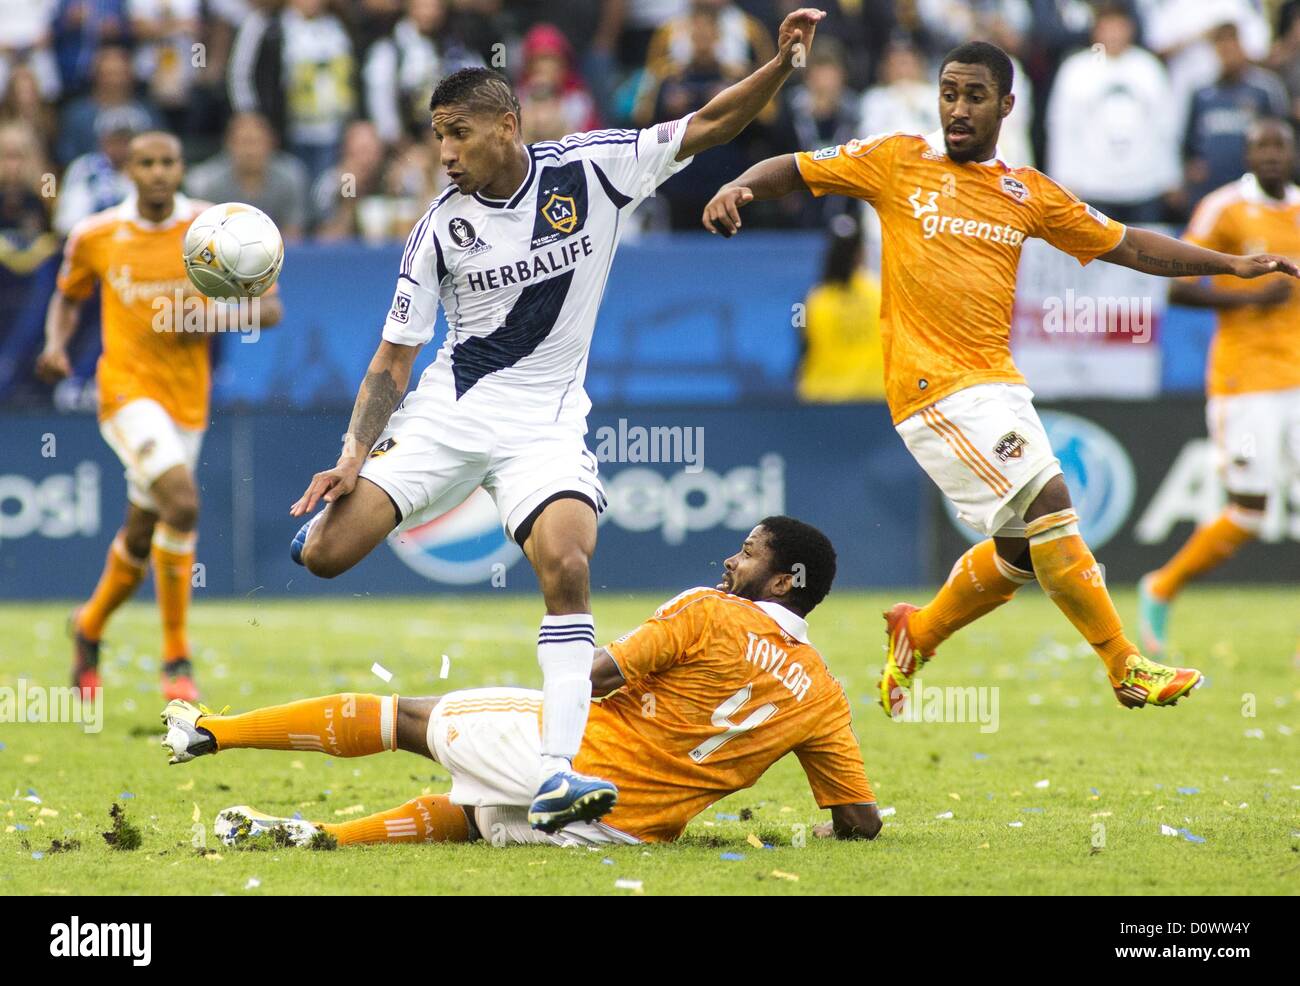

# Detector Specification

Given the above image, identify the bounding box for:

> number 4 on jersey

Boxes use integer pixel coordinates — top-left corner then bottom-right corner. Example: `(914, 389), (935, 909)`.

(689, 684), (779, 763)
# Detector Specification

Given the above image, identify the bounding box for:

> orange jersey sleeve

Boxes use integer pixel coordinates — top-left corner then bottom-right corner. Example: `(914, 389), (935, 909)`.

(606, 587), (713, 682)
(56, 218), (103, 301)
(1183, 189), (1234, 252)
(1028, 173), (1126, 265)
(794, 133), (899, 204)
(795, 690), (875, 807)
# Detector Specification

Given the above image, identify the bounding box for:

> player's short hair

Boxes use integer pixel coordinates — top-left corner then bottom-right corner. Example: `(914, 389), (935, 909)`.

(940, 41), (1014, 98)
(429, 67), (521, 122)
(757, 515), (837, 614)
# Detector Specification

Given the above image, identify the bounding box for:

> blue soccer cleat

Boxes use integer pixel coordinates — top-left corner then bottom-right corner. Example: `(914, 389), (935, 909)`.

(1137, 573), (1170, 658)
(289, 515), (319, 567)
(528, 769), (618, 833)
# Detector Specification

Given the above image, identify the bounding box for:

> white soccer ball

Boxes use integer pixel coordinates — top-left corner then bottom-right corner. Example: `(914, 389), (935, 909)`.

(182, 202), (284, 299)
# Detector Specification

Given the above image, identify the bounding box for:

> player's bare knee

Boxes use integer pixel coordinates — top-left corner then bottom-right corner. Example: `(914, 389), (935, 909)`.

(539, 550), (590, 607)
(161, 496), (199, 531)
(1023, 473), (1072, 521)
(396, 696), (439, 758)
(123, 526), (154, 560)
(302, 538), (348, 579)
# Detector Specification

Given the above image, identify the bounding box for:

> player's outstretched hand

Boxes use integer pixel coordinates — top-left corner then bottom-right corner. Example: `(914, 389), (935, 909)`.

(777, 8), (826, 68)
(291, 460), (361, 517)
(34, 347), (71, 384)
(1232, 253), (1300, 279)
(703, 186), (755, 237)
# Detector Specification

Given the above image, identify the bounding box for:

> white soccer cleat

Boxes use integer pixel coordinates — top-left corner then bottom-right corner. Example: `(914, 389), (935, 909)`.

(159, 699), (218, 765)
(214, 806), (322, 847)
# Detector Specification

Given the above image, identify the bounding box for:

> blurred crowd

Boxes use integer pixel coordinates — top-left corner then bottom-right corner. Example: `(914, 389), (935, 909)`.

(3, 0), (1300, 252)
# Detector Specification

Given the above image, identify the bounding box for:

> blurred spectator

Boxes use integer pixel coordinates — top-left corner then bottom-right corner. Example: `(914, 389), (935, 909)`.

(1267, 0), (1300, 123)
(51, 0), (131, 96)
(786, 39), (858, 226)
(620, 0), (688, 70)
(0, 0), (61, 101)
(52, 105), (139, 235)
(1143, 0), (1272, 138)
(383, 128), (446, 227)
(1047, 4), (1179, 222)
(516, 24), (601, 137)
(797, 214), (884, 403)
(644, 1), (775, 86)
(860, 41), (936, 137)
(229, 0), (357, 185)
(351, 0), (404, 55)
(0, 63), (60, 155)
(56, 44), (159, 165)
(127, 0), (201, 135)
(364, 0), (481, 147)
(0, 121), (59, 404)
(1183, 21), (1288, 209)
(312, 119), (387, 240)
(916, 0), (1031, 60)
(186, 111), (310, 239)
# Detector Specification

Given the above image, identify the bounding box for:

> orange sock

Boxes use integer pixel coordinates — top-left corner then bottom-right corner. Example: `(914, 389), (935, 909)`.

(78, 532), (149, 641)
(321, 795), (470, 846)
(200, 693), (397, 756)
(1027, 510), (1135, 682)
(908, 540), (1035, 655)
(151, 523), (196, 662)
(1147, 507), (1259, 601)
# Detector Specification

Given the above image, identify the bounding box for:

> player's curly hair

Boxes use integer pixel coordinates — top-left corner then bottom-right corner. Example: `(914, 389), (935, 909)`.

(940, 41), (1014, 98)
(757, 516), (837, 615)
(429, 67), (522, 122)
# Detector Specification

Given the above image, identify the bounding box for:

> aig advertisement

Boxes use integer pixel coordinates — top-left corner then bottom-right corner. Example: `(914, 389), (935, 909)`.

(0, 405), (924, 598)
(932, 398), (1300, 583)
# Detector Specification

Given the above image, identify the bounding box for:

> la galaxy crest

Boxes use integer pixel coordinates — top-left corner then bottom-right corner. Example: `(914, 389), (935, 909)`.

(541, 193), (578, 234)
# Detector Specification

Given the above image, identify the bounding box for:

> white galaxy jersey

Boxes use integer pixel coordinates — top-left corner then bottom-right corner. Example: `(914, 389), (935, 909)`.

(383, 115), (695, 422)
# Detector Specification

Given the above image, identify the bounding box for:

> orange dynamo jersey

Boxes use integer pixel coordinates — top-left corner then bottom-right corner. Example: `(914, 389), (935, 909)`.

(57, 194), (213, 429)
(575, 587), (874, 842)
(795, 132), (1126, 423)
(1183, 174), (1300, 397)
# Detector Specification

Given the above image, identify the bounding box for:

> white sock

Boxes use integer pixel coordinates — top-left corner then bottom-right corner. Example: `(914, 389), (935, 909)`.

(537, 614), (595, 777)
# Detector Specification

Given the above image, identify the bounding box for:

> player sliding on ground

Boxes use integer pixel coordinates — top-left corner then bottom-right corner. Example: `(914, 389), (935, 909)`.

(36, 132), (282, 704)
(1139, 118), (1300, 656)
(286, 10), (828, 832)
(161, 517), (880, 847)
(702, 41), (1300, 715)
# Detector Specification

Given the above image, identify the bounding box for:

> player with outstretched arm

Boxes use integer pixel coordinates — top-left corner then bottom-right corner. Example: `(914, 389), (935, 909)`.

(161, 516), (881, 848)
(286, 10), (828, 832)
(702, 41), (1299, 717)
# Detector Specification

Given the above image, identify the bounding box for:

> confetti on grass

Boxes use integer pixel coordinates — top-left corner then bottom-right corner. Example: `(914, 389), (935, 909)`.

(720, 853), (744, 861)
(371, 662), (392, 683)
(614, 878), (643, 892)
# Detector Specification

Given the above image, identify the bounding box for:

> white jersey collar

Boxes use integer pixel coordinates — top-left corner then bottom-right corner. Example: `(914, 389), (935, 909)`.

(754, 600), (810, 645)
(119, 191), (193, 230)
(924, 128), (1005, 167)
(1239, 171), (1300, 206)
(473, 145), (537, 210)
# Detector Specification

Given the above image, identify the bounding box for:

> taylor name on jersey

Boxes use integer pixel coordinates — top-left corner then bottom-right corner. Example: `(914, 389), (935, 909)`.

(383, 118), (694, 421)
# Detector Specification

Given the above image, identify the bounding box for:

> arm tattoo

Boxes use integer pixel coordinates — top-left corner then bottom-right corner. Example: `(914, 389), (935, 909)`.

(343, 369), (401, 459)
(1134, 250), (1220, 277)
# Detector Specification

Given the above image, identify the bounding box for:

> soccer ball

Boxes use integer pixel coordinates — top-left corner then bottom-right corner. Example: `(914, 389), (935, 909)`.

(182, 202), (284, 299)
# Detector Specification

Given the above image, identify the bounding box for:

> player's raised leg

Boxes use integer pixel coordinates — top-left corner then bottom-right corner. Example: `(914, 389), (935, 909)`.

(518, 497), (617, 831)
(1022, 477), (1202, 707)
(296, 477), (401, 578)
(71, 504), (154, 699)
(1139, 497), (1262, 655)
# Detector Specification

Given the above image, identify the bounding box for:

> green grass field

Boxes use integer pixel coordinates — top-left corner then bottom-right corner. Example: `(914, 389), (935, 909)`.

(1, 587), (1297, 895)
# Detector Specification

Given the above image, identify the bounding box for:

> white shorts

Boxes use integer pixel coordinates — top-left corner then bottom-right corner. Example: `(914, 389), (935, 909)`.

(896, 383), (1061, 538)
(1207, 387), (1300, 497)
(99, 398), (204, 512)
(359, 395), (606, 545)
(426, 688), (639, 848)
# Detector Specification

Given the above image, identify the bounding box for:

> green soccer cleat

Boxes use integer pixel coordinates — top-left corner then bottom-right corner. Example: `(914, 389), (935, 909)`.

(1137, 574), (1170, 657)
(215, 806), (321, 847)
(1112, 653), (1203, 709)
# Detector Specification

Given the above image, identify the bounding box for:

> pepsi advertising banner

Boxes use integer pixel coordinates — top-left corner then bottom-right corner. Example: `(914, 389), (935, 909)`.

(0, 405), (925, 599)
(931, 399), (1300, 583)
